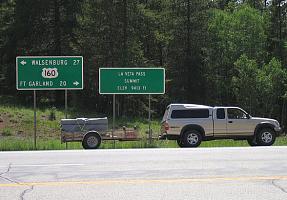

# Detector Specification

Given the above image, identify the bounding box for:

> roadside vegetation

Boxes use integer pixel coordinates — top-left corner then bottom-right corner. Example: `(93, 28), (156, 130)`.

(1, 1), (287, 129)
(0, 100), (286, 151)
(1, 1), (287, 150)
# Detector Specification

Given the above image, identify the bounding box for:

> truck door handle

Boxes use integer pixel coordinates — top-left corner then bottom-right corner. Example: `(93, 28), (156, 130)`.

(228, 121), (233, 123)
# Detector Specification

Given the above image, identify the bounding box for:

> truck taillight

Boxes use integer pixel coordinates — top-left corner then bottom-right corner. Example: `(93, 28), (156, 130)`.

(164, 122), (169, 131)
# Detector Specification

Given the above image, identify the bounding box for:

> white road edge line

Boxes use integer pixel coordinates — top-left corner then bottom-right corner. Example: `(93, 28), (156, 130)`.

(11, 164), (85, 167)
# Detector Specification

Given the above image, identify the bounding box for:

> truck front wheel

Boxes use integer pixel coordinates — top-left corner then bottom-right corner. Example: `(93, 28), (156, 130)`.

(182, 130), (202, 148)
(82, 132), (101, 149)
(256, 128), (276, 146)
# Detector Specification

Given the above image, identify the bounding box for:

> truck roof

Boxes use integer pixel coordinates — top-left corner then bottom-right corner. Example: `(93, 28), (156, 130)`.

(214, 106), (242, 109)
(168, 104), (242, 110)
(168, 104), (212, 109)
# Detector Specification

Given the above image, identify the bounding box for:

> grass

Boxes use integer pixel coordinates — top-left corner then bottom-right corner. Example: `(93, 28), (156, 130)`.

(0, 138), (82, 151)
(0, 136), (287, 151)
(1, 128), (12, 136)
(0, 105), (64, 139)
(0, 96), (286, 151)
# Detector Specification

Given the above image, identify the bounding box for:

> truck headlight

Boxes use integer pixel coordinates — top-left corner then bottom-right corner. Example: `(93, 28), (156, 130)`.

(274, 121), (280, 127)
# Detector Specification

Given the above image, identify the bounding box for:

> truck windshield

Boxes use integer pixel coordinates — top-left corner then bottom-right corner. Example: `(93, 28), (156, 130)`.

(227, 108), (248, 119)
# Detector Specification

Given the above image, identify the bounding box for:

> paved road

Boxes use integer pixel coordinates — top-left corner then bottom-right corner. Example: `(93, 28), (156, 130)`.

(0, 147), (287, 200)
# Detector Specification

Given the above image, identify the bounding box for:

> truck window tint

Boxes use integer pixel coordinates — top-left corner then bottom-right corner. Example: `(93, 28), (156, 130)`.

(227, 108), (247, 119)
(216, 108), (225, 119)
(171, 109), (209, 119)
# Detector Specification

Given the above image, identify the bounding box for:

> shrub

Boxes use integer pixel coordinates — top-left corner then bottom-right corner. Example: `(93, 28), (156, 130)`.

(49, 107), (56, 121)
(2, 128), (12, 136)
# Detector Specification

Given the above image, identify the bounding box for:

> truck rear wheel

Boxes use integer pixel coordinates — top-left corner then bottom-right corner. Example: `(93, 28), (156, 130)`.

(182, 130), (202, 148)
(256, 128), (276, 146)
(177, 138), (185, 148)
(247, 137), (258, 146)
(82, 132), (101, 149)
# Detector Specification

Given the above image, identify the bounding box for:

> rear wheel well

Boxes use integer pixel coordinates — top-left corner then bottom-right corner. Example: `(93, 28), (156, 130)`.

(84, 131), (101, 138)
(180, 125), (205, 139)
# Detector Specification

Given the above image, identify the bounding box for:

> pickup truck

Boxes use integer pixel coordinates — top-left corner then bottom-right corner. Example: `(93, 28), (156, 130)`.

(160, 104), (282, 147)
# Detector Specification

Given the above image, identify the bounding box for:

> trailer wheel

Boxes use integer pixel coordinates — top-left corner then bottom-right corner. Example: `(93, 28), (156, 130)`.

(82, 132), (101, 149)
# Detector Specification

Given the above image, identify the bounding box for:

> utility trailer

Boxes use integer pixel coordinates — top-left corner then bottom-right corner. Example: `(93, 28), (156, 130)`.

(60, 117), (140, 149)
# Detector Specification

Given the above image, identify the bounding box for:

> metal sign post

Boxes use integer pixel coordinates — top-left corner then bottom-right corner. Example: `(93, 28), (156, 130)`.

(33, 90), (37, 149)
(65, 89), (68, 149)
(16, 56), (84, 150)
(112, 94), (116, 148)
(99, 68), (165, 147)
(148, 94), (151, 145)
(65, 90), (68, 119)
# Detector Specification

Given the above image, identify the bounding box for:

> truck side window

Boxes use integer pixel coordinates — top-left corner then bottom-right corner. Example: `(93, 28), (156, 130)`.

(216, 108), (225, 119)
(171, 109), (209, 119)
(227, 108), (247, 119)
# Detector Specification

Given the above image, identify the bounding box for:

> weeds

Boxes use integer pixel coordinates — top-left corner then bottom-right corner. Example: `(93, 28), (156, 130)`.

(1, 128), (12, 136)
(0, 136), (286, 151)
(0, 100), (286, 151)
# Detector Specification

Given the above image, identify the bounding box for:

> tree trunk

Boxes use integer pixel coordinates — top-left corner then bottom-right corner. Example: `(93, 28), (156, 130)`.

(54, 0), (61, 55)
(53, 0), (62, 105)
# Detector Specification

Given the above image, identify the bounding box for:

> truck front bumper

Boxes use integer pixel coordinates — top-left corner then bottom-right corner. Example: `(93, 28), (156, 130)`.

(275, 127), (283, 136)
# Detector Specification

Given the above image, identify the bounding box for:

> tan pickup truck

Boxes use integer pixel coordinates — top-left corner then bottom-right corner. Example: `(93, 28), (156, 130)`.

(160, 104), (282, 147)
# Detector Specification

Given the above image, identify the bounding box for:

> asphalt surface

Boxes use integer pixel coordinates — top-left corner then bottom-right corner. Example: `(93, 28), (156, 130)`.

(0, 147), (287, 200)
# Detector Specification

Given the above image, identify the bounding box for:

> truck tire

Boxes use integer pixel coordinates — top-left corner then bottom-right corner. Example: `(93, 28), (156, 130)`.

(182, 130), (202, 148)
(247, 137), (258, 146)
(82, 132), (101, 149)
(177, 138), (185, 148)
(256, 128), (276, 146)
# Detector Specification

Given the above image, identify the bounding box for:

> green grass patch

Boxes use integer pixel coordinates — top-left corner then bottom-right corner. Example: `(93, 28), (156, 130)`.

(1, 128), (12, 136)
(0, 138), (82, 151)
(0, 96), (287, 151)
(0, 136), (286, 151)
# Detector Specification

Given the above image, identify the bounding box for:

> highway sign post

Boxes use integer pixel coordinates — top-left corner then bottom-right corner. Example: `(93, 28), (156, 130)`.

(16, 56), (83, 149)
(99, 68), (165, 146)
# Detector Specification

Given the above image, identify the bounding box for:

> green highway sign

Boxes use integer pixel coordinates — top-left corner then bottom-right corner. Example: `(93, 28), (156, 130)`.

(99, 68), (165, 94)
(16, 56), (83, 90)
